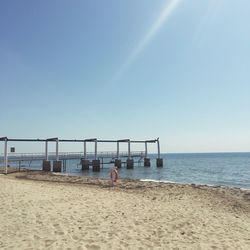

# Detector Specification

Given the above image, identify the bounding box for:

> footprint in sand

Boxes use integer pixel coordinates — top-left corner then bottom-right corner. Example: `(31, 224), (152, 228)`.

(55, 231), (64, 236)
(85, 244), (101, 250)
(72, 235), (79, 240)
(45, 239), (56, 248)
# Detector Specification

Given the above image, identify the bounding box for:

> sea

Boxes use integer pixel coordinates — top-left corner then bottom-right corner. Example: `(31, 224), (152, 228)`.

(4, 152), (250, 190)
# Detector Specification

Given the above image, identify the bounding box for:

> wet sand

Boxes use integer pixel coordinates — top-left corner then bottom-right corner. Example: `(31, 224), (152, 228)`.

(1, 169), (250, 249)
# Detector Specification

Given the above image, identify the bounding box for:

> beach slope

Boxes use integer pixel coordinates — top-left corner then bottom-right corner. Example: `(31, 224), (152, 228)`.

(1, 170), (250, 249)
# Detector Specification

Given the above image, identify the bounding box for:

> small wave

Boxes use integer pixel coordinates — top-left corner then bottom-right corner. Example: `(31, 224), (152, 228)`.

(240, 187), (250, 191)
(52, 172), (69, 176)
(139, 179), (179, 184)
(139, 179), (250, 191)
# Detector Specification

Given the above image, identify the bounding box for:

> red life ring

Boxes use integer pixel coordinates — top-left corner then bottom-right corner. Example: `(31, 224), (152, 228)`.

(110, 169), (118, 182)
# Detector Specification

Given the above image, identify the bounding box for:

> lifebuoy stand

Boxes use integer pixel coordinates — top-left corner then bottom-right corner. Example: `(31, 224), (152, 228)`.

(110, 167), (118, 186)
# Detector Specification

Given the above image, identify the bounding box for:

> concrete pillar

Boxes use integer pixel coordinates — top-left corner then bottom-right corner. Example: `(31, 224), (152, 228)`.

(145, 142), (148, 158)
(117, 141), (119, 159)
(156, 158), (163, 167)
(53, 161), (62, 172)
(128, 140), (131, 159)
(4, 139), (8, 174)
(126, 158), (134, 169)
(45, 141), (48, 161)
(92, 159), (100, 172)
(115, 159), (122, 168)
(43, 160), (51, 171)
(157, 138), (160, 158)
(56, 139), (59, 161)
(43, 140), (50, 171)
(95, 140), (97, 160)
(115, 141), (121, 168)
(144, 158), (150, 167)
(81, 159), (90, 170)
(84, 141), (87, 159)
(157, 138), (163, 167)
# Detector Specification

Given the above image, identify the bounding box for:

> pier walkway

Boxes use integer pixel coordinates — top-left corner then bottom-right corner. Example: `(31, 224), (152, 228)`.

(0, 151), (145, 163)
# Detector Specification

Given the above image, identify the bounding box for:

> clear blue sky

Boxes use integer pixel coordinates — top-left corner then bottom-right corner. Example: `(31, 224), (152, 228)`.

(1, 0), (250, 153)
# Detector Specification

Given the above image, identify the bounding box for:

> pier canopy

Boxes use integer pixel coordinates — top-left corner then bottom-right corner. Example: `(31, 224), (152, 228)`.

(0, 138), (158, 143)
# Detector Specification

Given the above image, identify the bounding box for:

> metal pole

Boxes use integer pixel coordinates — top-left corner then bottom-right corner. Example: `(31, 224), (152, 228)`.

(56, 139), (59, 161)
(45, 141), (48, 161)
(84, 141), (87, 159)
(4, 139), (8, 174)
(95, 140), (97, 160)
(157, 138), (160, 158)
(145, 142), (148, 158)
(117, 141), (119, 159)
(128, 140), (131, 159)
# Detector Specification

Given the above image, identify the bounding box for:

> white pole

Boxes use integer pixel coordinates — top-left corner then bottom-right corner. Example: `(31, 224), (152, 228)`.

(45, 141), (48, 161)
(128, 140), (131, 159)
(56, 139), (59, 161)
(145, 142), (148, 158)
(157, 138), (160, 158)
(117, 142), (119, 159)
(95, 140), (97, 160)
(4, 139), (8, 174)
(84, 141), (87, 159)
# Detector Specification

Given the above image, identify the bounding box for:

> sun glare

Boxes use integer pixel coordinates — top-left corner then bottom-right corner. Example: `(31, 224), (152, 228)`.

(111, 0), (182, 83)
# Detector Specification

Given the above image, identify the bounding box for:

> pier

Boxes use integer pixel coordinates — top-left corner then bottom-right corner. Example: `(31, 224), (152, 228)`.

(0, 137), (163, 174)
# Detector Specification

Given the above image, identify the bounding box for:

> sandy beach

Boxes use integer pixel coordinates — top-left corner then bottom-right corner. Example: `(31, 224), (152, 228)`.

(1, 169), (250, 250)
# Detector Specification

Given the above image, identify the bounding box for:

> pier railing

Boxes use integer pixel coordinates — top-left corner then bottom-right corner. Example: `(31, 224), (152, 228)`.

(0, 151), (145, 163)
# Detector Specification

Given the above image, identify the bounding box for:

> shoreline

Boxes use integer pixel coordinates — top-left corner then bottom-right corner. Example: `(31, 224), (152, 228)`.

(1, 166), (250, 191)
(2, 169), (250, 213)
(7, 169), (250, 203)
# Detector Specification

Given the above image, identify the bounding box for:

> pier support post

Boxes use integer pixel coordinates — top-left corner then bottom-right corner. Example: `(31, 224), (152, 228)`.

(92, 140), (100, 171)
(53, 139), (61, 172)
(56, 139), (59, 161)
(43, 160), (51, 171)
(53, 161), (62, 172)
(115, 141), (122, 168)
(117, 141), (119, 159)
(84, 141), (87, 159)
(156, 138), (163, 167)
(144, 142), (150, 166)
(43, 140), (50, 171)
(82, 140), (89, 170)
(92, 159), (100, 172)
(126, 158), (134, 169)
(81, 159), (90, 170)
(156, 158), (163, 167)
(4, 138), (8, 174)
(144, 158), (150, 167)
(95, 140), (97, 160)
(115, 159), (122, 168)
(45, 140), (48, 161)
(127, 140), (133, 168)
(128, 140), (131, 159)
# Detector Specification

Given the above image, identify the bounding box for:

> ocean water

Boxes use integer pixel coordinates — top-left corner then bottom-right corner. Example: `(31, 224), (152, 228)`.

(5, 152), (250, 189)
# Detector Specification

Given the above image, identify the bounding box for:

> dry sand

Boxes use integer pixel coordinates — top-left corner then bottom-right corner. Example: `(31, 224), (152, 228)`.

(1, 169), (250, 250)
